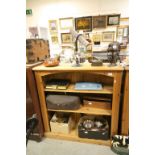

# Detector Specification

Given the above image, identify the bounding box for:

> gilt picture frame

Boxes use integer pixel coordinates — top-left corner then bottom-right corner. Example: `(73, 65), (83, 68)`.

(51, 35), (59, 44)
(92, 33), (102, 42)
(48, 20), (58, 33)
(61, 33), (73, 43)
(75, 16), (92, 32)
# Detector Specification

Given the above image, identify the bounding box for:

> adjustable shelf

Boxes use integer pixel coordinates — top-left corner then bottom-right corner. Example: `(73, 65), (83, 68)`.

(44, 84), (113, 94)
(47, 102), (112, 116)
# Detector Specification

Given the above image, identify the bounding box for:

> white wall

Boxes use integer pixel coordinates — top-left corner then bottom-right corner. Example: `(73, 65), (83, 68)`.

(26, 0), (129, 56)
(26, 0), (128, 28)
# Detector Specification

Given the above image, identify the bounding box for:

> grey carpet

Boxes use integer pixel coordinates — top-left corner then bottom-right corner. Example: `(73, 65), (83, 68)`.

(26, 138), (117, 155)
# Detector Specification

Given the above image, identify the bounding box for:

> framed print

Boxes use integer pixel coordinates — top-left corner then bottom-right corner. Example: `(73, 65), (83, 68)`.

(51, 35), (59, 44)
(48, 20), (58, 33)
(107, 14), (120, 26)
(123, 27), (129, 37)
(75, 16), (92, 31)
(92, 33), (102, 42)
(59, 17), (74, 30)
(92, 15), (107, 29)
(116, 25), (129, 44)
(61, 33), (73, 43)
(117, 28), (124, 36)
(102, 31), (115, 42)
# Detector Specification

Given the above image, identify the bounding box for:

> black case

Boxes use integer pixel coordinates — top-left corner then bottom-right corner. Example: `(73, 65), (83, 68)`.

(78, 116), (109, 140)
(46, 94), (81, 110)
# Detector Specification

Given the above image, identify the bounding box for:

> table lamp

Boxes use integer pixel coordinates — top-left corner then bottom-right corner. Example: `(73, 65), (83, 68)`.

(70, 29), (91, 66)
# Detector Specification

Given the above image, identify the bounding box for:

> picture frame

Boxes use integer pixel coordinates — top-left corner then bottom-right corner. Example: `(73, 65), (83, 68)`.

(75, 16), (92, 32)
(92, 33), (102, 42)
(92, 15), (107, 29)
(116, 25), (129, 44)
(123, 27), (129, 37)
(48, 20), (58, 33)
(107, 14), (120, 26)
(117, 28), (124, 36)
(51, 35), (59, 44)
(117, 25), (129, 36)
(102, 31), (115, 42)
(61, 33), (73, 43)
(59, 17), (74, 30)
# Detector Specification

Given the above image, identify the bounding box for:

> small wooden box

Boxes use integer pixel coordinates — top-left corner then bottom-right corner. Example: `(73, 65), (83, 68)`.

(26, 39), (50, 63)
(83, 99), (112, 110)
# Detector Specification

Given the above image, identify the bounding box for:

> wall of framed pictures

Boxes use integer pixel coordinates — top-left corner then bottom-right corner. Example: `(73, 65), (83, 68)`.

(48, 14), (129, 53)
(27, 0), (129, 56)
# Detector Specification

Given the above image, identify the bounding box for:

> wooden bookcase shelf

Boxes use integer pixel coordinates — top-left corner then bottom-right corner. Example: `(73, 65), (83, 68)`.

(33, 64), (123, 145)
(44, 130), (111, 146)
(47, 104), (112, 116)
(44, 84), (113, 94)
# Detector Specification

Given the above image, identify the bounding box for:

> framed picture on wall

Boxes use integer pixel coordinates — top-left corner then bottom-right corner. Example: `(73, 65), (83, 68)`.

(92, 33), (102, 42)
(123, 27), (129, 37)
(75, 16), (92, 32)
(61, 33), (73, 43)
(117, 28), (124, 36)
(102, 31), (115, 42)
(92, 15), (107, 29)
(116, 25), (129, 44)
(51, 35), (59, 44)
(59, 17), (74, 30)
(107, 14), (120, 26)
(48, 20), (58, 33)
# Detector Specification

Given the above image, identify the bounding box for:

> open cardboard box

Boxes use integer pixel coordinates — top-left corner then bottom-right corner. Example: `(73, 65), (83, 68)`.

(50, 112), (76, 134)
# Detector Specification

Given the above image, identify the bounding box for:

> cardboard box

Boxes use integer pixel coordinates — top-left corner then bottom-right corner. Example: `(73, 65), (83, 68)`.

(50, 113), (76, 134)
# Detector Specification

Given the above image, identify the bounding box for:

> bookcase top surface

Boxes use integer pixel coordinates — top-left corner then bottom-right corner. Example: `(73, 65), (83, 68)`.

(33, 63), (124, 71)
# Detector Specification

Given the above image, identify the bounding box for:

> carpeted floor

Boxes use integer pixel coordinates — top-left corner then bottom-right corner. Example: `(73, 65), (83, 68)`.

(26, 138), (117, 155)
